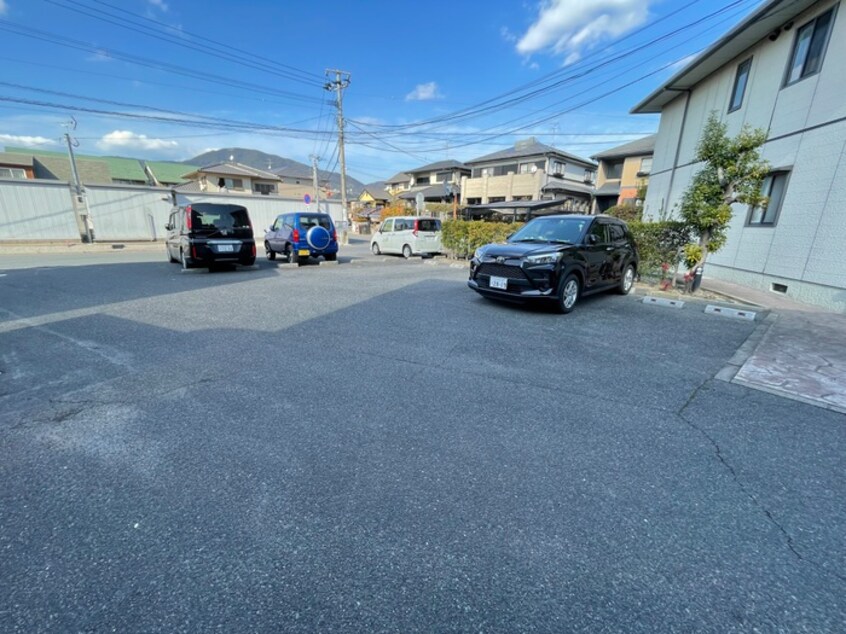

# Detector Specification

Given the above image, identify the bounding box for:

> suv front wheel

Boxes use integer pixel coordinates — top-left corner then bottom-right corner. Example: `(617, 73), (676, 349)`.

(555, 273), (580, 314)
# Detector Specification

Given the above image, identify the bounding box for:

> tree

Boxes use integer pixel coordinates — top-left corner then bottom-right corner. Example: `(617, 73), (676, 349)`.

(679, 112), (769, 280)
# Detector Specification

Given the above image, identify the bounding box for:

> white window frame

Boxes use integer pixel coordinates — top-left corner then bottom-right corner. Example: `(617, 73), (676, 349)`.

(0, 167), (27, 179)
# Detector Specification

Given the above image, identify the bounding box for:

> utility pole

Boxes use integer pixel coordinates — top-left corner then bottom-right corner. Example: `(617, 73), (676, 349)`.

(62, 118), (93, 243)
(310, 154), (320, 213)
(325, 69), (351, 235)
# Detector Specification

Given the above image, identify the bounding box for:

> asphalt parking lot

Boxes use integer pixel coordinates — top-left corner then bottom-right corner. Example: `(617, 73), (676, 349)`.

(1, 248), (844, 633)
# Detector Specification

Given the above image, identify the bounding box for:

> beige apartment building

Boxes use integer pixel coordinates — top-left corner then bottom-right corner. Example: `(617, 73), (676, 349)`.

(460, 138), (596, 211)
(591, 135), (655, 213)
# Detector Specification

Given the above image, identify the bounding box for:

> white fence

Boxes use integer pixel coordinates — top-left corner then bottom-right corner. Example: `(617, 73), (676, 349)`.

(0, 178), (345, 242)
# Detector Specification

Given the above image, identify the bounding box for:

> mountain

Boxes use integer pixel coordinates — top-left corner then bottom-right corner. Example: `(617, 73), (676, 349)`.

(185, 148), (364, 196)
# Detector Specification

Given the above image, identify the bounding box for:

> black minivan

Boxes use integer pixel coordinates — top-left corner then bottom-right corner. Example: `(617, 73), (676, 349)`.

(166, 203), (256, 270)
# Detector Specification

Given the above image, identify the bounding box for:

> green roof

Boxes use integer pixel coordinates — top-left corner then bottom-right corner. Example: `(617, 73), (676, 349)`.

(100, 156), (147, 182)
(5, 146), (147, 183)
(146, 161), (198, 185)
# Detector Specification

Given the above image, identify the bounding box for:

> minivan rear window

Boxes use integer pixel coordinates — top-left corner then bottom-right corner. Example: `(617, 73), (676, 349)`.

(299, 214), (332, 230)
(190, 204), (250, 229)
(417, 219), (441, 232)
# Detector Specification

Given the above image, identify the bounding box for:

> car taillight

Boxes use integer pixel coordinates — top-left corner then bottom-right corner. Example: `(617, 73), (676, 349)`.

(251, 243), (256, 257)
(185, 205), (192, 230)
(191, 245), (197, 259)
(292, 228), (300, 242)
(332, 229), (337, 241)
(413, 219), (419, 237)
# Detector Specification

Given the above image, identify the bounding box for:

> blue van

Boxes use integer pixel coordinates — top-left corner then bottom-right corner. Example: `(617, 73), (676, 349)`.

(263, 212), (339, 265)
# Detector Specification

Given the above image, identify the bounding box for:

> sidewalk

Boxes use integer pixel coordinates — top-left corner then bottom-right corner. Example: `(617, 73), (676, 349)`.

(704, 277), (846, 415)
(0, 240), (163, 254)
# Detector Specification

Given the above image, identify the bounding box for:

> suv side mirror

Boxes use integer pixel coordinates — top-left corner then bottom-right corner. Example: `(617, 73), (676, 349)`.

(588, 234), (598, 245)
(165, 224), (173, 231)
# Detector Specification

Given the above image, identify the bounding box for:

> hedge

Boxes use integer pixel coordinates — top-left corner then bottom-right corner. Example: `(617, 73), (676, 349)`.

(628, 220), (692, 277)
(441, 220), (523, 259)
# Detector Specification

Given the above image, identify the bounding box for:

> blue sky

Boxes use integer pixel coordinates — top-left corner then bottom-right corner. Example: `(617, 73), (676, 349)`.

(0, 0), (764, 183)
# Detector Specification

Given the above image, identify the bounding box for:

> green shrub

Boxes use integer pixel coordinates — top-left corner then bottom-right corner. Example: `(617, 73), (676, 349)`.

(628, 220), (692, 277)
(441, 220), (522, 259)
(606, 203), (642, 223)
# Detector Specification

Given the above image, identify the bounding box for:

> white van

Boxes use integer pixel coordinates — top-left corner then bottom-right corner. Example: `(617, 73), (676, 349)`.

(370, 216), (442, 258)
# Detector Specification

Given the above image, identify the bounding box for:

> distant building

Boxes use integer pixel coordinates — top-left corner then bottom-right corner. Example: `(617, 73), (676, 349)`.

(461, 138), (596, 212)
(591, 135), (655, 213)
(0, 152), (35, 179)
(178, 162), (282, 195)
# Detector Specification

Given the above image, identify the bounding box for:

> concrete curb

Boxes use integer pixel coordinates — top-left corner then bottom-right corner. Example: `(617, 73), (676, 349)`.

(714, 313), (777, 383)
(1, 242), (164, 254)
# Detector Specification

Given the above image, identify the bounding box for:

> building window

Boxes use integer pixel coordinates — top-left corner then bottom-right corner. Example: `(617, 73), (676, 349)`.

(550, 160), (565, 176)
(254, 183), (276, 195)
(481, 168), (492, 177)
(638, 157), (652, 175)
(416, 176), (430, 185)
(784, 8), (835, 86)
(728, 58), (752, 112)
(584, 169), (595, 183)
(605, 160), (624, 180)
(748, 171), (789, 226)
(0, 167), (27, 179)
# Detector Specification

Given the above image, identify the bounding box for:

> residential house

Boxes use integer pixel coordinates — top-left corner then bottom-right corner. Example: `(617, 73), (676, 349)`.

(273, 165), (336, 200)
(179, 162), (282, 195)
(397, 160), (470, 204)
(385, 172), (411, 195)
(461, 138), (596, 211)
(358, 181), (391, 206)
(591, 135), (655, 213)
(0, 152), (35, 179)
(632, 0), (845, 310)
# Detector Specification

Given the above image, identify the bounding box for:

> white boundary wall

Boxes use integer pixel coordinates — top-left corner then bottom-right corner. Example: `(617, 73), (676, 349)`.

(0, 178), (344, 242)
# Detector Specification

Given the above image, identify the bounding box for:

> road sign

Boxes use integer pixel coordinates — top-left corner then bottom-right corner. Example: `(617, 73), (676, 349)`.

(304, 194), (311, 205)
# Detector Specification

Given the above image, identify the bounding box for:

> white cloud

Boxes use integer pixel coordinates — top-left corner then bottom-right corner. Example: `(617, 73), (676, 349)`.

(148, 0), (168, 11)
(517, 0), (650, 62)
(97, 130), (178, 151)
(500, 26), (517, 43)
(405, 82), (444, 102)
(0, 1), (8, 16)
(87, 49), (112, 63)
(0, 133), (58, 147)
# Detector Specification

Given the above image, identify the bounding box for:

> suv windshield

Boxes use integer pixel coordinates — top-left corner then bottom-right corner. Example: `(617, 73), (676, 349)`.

(190, 204), (250, 230)
(299, 214), (332, 230)
(509, 216), (588, 244)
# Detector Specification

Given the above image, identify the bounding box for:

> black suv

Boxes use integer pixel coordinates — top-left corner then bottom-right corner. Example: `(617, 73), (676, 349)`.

(468, 214), (638, 313)
(166, 203), (256, 270)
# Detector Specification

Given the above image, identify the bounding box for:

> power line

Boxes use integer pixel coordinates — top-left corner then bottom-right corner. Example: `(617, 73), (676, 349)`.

(0, 19), (327, 105)
(42, 0), (325, 88)
(85, 0), (323, 83)
(0, 54), (326, 109)
(350, 0), (754, 133)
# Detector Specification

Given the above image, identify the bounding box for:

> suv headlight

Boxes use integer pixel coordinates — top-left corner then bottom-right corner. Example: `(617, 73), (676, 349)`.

(525, 252), (562, 265)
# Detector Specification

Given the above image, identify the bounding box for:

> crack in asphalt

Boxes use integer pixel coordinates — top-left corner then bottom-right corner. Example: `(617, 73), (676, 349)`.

(678, 379), (846, 586)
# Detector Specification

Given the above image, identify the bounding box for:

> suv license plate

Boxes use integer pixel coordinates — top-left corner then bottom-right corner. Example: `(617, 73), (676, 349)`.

(489, 276), (508, 290)
(218, 245), (234, 252)
(298, 249), (310, 256)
